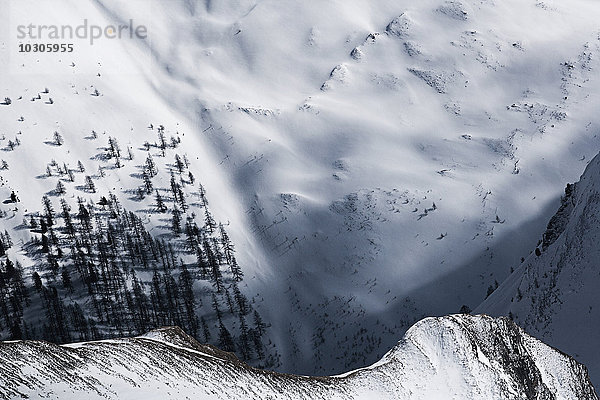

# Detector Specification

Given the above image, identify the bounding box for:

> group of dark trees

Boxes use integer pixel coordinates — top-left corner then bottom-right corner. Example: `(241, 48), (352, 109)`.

(0, 257), (28, 339)
(0, 125), (277, 368)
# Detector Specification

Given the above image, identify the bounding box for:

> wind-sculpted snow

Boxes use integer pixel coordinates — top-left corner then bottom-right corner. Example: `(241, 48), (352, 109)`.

(0, 315), (596, 400)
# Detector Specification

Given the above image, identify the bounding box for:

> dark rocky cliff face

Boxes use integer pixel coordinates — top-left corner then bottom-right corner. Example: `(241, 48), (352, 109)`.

(542, 183), (576, 251)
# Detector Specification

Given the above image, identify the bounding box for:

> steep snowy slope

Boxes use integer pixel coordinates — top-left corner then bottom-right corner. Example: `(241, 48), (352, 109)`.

(0, 315), (596, 400)
(478, 151), (600, 386)
(3, 0), (600, 376)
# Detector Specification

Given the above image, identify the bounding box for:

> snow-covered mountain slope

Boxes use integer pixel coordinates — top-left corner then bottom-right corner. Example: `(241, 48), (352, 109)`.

(3, 0), (600, 376)
(477, 151), (600, 386)
(0, 0), (278, 369)
(84, 0), (600, 374)
(0, 315), (596, 400)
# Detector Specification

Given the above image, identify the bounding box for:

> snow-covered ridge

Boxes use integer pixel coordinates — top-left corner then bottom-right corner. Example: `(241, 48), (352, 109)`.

(0, 315), (596, 399)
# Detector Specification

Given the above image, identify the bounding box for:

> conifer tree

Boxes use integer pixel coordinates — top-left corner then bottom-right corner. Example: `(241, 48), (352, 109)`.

(42, 196), (54, 227)
(53, 131), (64, 146)
(107, 137), (121, 159)
(238, 314), (251, 360)
(142, 170), (153, 194)
(225, 288), (235, 314)
(158, 130), (167, 156)
(198, 183), (208, 207)
(175, 154), (185, 174)
(253, 310), (266, 337)
(85, 176), (96, 193)
(204, 208), (217, 234)
(201, 316), (211, 342)
(32, 271), (43, 292)
(155, 190), (167, 212)
(171, 206), (182, 235)
(229, 255), (244, 282)
(177, 186), (187, 212)
(150, 270), (166, 325)
(204, 241), (223, 292)
(60, 199), (75, 236)
(211, 293), (222, 323)
(145, 154), (157, 177)
(233, 283), (249, 315)
(218, 322), (236, 353)
(55, 180), (66, 195)
(170, 172), (179, 203)
(179, 264), (198, 335)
